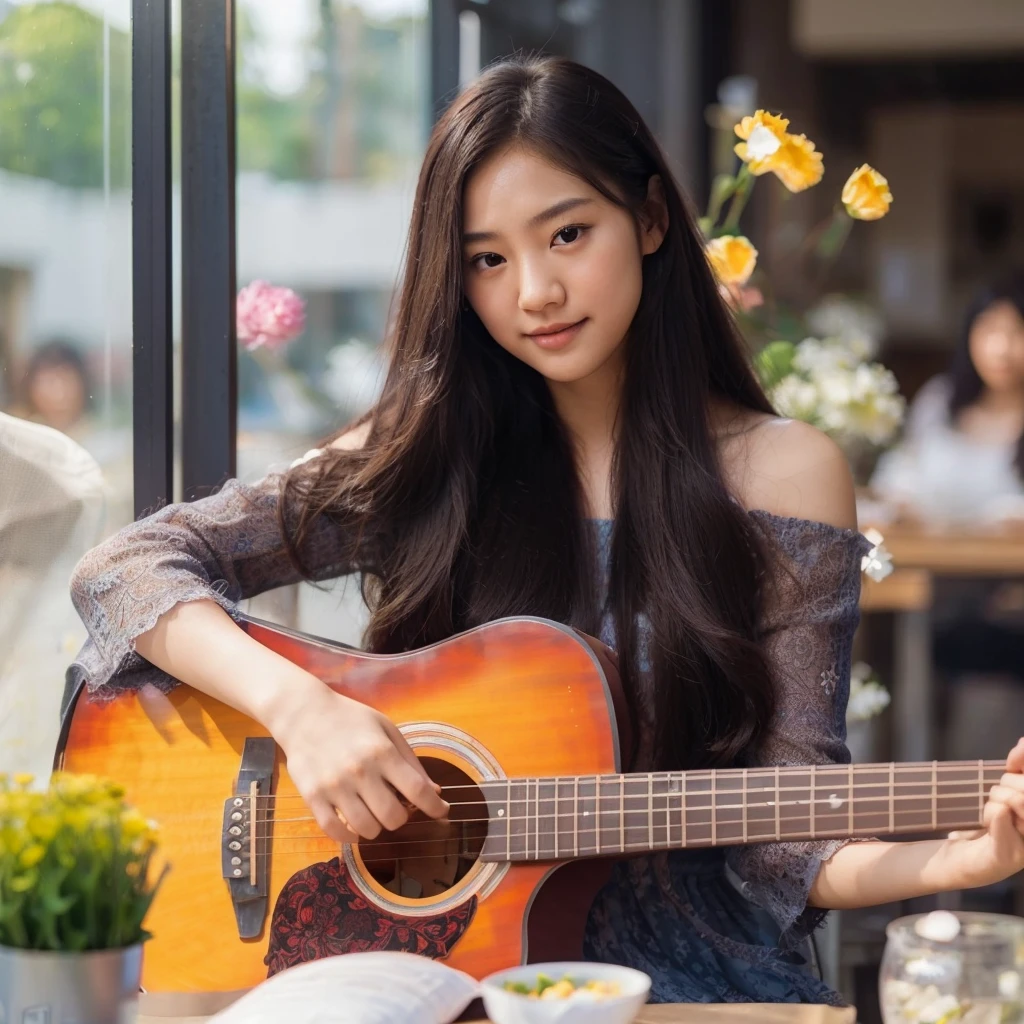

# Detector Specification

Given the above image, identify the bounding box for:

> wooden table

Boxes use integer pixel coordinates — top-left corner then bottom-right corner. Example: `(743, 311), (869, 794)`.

(139, 1005), (856, 1023)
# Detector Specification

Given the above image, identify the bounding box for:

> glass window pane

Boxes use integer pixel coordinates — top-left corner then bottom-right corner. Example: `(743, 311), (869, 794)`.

(234, 0), (428, 641)
(0, 0), (133, 775)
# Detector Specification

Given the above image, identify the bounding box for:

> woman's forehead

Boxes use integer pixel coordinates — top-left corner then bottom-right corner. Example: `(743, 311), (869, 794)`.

(462, 146), (603, 232)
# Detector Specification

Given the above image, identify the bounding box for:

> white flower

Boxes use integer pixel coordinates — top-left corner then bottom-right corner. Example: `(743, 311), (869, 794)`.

(861, 539), (893, 582)
(806, 295), (884, 355)
(847, 675), (891, 722)
(793, 337), (855, 376)
(770, 375), (819, 421)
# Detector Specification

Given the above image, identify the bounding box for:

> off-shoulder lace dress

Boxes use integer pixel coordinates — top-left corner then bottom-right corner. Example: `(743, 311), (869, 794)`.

(67, 470), (872, 1005)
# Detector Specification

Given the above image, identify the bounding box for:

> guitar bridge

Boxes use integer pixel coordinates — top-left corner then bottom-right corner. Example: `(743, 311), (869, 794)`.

(220, 737), (276, 939)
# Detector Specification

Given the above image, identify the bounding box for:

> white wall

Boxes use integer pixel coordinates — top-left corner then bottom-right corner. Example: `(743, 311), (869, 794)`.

(0, 169), (415, 355)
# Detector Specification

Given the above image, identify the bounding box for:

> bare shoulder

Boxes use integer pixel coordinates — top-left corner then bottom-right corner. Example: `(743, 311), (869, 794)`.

(718, 414), (857, 531)
(329, 418), (373, 452)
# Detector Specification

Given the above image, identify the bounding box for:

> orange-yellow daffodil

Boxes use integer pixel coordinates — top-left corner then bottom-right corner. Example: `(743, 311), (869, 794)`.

(842, 164), (892, 220)
(706, 235), (758, 286)
(734, 110), (824, 193)
(768, 133), (824, 193)
(733, 111), (790, 174)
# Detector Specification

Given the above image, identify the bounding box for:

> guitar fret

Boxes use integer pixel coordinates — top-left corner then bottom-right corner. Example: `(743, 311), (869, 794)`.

(741, 770), (749, 839)
(809, 766), (816, 840)
(614, 774), (622, 856)
(932, 761), (937, 832)
(681, 773), (687, 848)
(506, 778), (512, 861)
(711, 771), (717, 845)
(848, 763), (854, 836)
(557, 778), (565, 860)
(978, 760), (985, 824)
(573, 777), (579, 858)
(647, 772), (654, 850)
(774, 766), (780, 840)
(889, 763), (895, 834)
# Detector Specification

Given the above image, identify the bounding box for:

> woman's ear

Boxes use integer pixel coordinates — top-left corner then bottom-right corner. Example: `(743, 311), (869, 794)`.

(640, 175), (669, 256)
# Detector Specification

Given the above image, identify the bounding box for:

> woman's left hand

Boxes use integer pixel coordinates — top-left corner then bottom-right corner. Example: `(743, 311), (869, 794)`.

(944, 738), (1024, 889)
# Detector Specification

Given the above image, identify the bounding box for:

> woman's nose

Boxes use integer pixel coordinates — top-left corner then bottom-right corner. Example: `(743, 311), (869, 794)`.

(517, 259), (565, 312)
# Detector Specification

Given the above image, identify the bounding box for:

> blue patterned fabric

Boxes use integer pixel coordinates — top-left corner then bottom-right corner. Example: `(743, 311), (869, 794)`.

(580, 517), (869, 1006)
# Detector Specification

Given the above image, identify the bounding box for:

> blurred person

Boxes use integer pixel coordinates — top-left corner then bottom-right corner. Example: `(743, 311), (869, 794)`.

(873, 276), (1024, 766)
(15, 340), (93, 435)
(11, 339), (134, 536)
(872, 275), (1024, 524)
(0, 411), (104, 779)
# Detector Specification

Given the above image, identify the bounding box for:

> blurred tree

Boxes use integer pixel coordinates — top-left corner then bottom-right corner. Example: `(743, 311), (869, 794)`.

(0, 1), (426, 187)
(0, 2), (130, 188)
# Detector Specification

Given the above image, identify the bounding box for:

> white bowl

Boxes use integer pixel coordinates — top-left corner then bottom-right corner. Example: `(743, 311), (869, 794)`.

(480, 961), (651, 1024)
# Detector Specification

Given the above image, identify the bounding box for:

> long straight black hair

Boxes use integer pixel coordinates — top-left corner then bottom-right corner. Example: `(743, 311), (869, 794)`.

(281, 55), (779, 772)
(948, 274), (1024, 477)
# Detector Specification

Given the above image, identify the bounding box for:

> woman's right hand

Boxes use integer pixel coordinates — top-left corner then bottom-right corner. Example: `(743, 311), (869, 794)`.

(263, 677), (450, 844)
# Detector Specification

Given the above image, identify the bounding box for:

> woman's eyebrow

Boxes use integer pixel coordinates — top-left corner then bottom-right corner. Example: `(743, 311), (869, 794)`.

(462, 197), (594, 245)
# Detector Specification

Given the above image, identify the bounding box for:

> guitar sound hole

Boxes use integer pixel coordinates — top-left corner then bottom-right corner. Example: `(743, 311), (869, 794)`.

(358, 757), (488, 900)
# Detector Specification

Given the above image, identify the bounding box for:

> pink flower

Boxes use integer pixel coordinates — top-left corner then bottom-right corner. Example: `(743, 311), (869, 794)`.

(236, 280), (306, 351)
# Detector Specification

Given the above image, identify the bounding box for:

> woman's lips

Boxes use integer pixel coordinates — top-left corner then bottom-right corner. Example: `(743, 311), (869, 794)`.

(526, 318), (587, 350)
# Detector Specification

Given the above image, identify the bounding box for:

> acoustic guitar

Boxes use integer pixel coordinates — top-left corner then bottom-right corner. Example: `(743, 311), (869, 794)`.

(56, 614), (1002, 1011)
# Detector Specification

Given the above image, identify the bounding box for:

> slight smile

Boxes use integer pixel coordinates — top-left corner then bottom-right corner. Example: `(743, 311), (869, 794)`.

(524, 318), (588, 350)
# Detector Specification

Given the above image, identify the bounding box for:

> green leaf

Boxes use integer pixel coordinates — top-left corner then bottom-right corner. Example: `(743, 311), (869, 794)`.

(755, 340), (796, 390)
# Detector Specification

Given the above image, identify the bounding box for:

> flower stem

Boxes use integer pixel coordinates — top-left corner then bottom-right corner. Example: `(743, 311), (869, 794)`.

(703, 173), (739, 235)
(721, 164), (754, 234)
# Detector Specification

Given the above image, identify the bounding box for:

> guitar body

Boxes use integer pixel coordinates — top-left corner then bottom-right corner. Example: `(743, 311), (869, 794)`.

(57, 616), (626, 1003)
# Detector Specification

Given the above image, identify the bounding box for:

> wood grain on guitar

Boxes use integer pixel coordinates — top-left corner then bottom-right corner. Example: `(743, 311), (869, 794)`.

(56, 614), (1002, 1000)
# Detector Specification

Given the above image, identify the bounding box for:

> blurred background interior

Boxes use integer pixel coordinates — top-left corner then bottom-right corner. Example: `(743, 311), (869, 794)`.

(2, 2), (1024, 1017)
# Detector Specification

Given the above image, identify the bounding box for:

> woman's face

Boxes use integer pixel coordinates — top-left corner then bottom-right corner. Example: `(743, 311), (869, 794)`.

(461, 145), (665, 389)
(969, 300), (1024, 395)
(28, 362), (87, 431)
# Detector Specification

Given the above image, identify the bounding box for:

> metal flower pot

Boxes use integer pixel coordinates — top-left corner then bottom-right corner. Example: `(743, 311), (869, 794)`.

(0, 943), (142, 1024)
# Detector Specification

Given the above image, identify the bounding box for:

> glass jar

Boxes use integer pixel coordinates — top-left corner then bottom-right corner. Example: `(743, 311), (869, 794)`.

(880, 912), (1024, 1024)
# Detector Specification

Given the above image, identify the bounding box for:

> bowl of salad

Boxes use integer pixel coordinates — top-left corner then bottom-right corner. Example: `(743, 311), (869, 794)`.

(480, 962), (651, 1024)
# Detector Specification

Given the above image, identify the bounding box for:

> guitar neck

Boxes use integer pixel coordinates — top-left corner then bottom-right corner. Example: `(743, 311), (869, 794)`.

(480, 760), (1005, 863)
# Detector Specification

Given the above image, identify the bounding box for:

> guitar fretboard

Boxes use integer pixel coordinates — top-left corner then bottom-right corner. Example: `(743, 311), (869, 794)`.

(478, 760), (1004, 863)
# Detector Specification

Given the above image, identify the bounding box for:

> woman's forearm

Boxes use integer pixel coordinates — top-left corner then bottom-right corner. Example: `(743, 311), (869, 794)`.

(809, 838), (967, 909)
(134, 598), (327, 731)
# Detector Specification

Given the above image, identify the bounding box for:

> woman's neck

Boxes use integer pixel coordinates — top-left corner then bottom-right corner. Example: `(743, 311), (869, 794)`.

(546, 354), (623, 519)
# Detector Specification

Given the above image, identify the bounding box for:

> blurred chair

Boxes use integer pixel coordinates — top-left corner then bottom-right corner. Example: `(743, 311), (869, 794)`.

(0, 412), (105, 779)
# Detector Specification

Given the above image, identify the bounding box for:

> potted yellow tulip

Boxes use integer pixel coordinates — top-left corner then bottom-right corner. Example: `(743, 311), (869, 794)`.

(0, 772), (166, 1023)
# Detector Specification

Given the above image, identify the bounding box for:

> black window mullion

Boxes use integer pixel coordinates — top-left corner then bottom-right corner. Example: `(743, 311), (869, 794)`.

(180, 0), (237, 500)
(131, 0), (173, 519)
(430, 0), (461, 122)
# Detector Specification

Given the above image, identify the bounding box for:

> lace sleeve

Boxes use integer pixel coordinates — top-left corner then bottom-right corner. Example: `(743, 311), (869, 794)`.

(725, 511), (873, 948)
(67, 463), (358, 700)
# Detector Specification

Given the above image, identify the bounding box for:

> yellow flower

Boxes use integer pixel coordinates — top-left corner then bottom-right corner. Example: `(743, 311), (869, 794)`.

(842, 164), (892, 220)
(733, 111), (790, 174)
(705, 235), (759, 286)
(19, 843), (46, 869)
(769, 133), (824, 193)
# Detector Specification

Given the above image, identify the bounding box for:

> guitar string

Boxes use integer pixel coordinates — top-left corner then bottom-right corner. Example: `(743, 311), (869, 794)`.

(235, 790), (995, 839)
(241, 811), (991, 864)
(251, 770), (1003, 806)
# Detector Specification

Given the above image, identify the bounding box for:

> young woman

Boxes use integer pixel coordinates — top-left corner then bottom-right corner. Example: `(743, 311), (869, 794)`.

(69, 57), (1024, 1005)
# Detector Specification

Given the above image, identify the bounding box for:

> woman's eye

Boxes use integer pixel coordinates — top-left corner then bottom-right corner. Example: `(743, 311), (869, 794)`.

(554, 225), (586, 246)
(472, 252), (505, 270)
